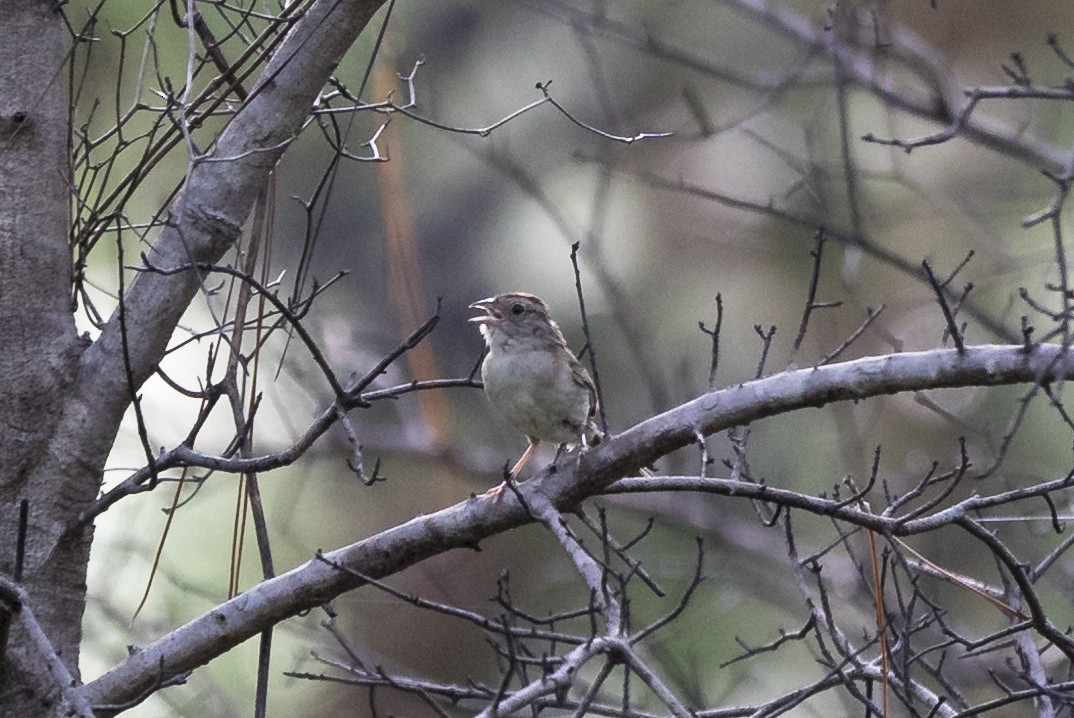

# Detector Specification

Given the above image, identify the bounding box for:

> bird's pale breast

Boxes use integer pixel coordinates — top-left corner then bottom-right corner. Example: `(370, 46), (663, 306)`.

(482, 340), (590, 444)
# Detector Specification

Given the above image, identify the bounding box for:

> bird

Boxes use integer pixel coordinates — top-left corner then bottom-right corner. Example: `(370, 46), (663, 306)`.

(469, 292), (598, 494)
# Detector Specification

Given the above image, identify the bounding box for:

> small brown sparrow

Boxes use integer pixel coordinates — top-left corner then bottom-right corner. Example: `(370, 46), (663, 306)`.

(470, 293), (598, 492)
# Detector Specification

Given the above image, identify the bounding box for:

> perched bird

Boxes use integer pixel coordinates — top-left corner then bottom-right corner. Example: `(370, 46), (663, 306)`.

(470, 292), (598, 492)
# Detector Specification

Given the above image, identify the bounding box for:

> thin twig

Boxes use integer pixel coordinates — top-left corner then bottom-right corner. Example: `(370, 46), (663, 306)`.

(698, 294), (723, 389)
(921, 260), (965, 353)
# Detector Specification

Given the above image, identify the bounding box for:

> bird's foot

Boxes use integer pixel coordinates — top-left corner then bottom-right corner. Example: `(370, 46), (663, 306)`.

(481, 482), (507, 501)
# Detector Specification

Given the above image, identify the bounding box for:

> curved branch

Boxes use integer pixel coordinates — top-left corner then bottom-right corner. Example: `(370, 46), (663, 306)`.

(603, 474), (1074, 537)
(80, 343), (1074, 710)
(72, 375), (475, 530)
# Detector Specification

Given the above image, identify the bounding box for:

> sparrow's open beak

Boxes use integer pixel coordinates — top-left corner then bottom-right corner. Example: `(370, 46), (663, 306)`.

(468, 297), (499, 324)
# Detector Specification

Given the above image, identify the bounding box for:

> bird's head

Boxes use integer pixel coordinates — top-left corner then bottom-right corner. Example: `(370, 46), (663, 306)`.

(469, 292), (555, 343)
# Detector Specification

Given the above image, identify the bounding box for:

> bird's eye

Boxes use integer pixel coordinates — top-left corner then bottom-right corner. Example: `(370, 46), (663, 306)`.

(510, 303), (525, 316)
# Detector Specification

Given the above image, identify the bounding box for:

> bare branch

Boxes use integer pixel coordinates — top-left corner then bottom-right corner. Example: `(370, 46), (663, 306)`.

(79, 344), (1074, 708)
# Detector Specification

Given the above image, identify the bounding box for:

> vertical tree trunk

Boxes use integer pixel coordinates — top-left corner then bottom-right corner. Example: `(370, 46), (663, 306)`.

(0, 2), (86, 714)
(0, 0), (386, 712)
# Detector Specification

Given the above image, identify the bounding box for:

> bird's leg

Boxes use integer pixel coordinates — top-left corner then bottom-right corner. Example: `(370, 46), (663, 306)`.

(552, 443), (568, 462)
(483, 438), (540, 499)
(509, 438), (541, 480)
(550, 433), (594, 476)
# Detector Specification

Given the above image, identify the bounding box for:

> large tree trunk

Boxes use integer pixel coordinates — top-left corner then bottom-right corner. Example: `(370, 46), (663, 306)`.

(0, 1), (88, 715)
(0, 1), (388, 713)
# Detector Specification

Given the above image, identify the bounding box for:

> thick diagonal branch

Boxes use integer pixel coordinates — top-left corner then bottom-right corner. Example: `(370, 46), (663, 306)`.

(80, 344), (1074, 710)
(33, 0), (388, 563)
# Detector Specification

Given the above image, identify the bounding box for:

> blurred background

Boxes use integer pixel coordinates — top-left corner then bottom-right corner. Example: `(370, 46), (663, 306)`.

(69, 0), (1074, 715)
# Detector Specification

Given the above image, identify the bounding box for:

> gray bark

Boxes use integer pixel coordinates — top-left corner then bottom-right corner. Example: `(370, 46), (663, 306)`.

(0, 1), (84, 714)
(81, 344), (1074, 710)
(0, 1), (387, 714)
